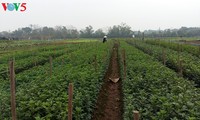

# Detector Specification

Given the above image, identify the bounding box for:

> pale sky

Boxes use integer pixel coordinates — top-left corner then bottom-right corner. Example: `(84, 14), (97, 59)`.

(0, 0), (200, 32)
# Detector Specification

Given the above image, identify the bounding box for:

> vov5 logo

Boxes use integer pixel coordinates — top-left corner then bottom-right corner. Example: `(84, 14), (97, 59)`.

(1, 3), (27, 12)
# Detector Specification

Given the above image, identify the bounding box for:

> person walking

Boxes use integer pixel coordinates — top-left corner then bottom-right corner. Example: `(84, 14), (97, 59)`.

(103, 35), (107, 43)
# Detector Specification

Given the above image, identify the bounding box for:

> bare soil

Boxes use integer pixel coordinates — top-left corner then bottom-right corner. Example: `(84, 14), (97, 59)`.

(92, 42), (123, 120)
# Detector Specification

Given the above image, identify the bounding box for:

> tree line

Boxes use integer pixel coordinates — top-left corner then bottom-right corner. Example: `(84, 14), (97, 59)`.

(0, 23), (133, 40)
(140, 27), (200, 38)
(0, 24), (200, 40)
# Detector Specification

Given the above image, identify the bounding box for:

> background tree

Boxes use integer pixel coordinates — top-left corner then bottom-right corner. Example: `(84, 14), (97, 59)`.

(1, 24), (200, 40)
(93, 29), (105, 38)
(80, 25), (94, 38)
(108, 23), (133, 38)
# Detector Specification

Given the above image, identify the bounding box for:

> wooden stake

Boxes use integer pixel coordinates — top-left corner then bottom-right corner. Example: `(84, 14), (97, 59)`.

(0, 101), (4, 120)
(34, 60), (37, 66)
(62, 58), (64, 65)
(54, 48), (56, 57)
(162, 49), (166, 65)
(121, 51), (124, 62)
(68, 83), (73, 120)
(142, 32), (144, 41)
(94, 55), (97, 72)
(177, 47), (180, 69)
(49, 56), (52, 77)
(133, 111), (139, 120)
(198, 46), (200, 55)
(122, 49), (126, 80)
(178, 59), (183, 77)
(108, 49), (110, 58)
(178, 44), (180, 54)
(102, 54), (106, 63)
(180, 44), (183, 52)
(9, 61), (17, 120)
(124, 50), (126, 79)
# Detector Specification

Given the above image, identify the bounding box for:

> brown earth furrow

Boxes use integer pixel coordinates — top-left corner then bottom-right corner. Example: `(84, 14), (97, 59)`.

(92, 42), (123, 120)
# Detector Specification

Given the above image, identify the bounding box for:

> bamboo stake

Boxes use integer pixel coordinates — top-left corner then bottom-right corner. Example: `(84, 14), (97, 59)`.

(9, 61), (17, 120)
(68, 83), (73, 120)
(162, 49), (166, 65)
(49, 56), (52, 77)
(94, 55), (97, 72)
(0, 101), (4, 120)
(179, 59), (183, 77)
(133, 111), (139, 120)
(123, 49), (126, 79)
(62, 58), (64, 65)
(198, 46), (200, 55)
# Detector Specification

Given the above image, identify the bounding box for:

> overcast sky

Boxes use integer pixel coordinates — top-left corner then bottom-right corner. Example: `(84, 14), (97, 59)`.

(0, 0), (200, 32)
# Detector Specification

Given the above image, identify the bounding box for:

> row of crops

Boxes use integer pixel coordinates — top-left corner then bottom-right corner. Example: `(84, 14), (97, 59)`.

(145, 39), (200, 57)
(1, 39), (200, 119)
(0, 39), (94, 52)
(0, 40), (58, 52)
(0, 43), (82, 77)
(0, 41), (112, 119)
(120, 41), (200, 119)
(126, 39), (200, 86)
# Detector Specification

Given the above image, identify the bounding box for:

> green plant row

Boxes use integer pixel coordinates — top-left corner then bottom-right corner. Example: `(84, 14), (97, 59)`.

(0, 40), (58, 52)
(126, 40), (200, 86)
(0, 43), (77, 62)
(145, 39), (200, 57)
(0, 44), (83, 77)
(120, 41), (200, 120)
(0, 41), (111, 119)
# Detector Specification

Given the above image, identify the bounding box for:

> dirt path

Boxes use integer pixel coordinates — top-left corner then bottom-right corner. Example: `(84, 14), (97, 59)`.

(92, 42), (123, 120)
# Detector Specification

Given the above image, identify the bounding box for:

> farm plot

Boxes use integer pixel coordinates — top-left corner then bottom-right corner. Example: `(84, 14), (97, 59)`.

(127, 40), (200, 86)
(1, 39), (200, 120)
(0, 43), (83, 81)
(145, 39), (200, 57)
(120, 41), (200, 119)
(0, 41), (111, 119)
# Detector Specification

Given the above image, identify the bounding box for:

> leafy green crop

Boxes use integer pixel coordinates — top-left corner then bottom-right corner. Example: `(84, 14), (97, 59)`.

(120, 41), (200, 120)
(0, 44), (82, 80)
(127, 40), (200, 86)
(145, 39), (200, 57)
(0, 41), (112, 119)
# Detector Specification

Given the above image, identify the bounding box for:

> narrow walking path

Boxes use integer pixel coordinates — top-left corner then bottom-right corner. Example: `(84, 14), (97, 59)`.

(92, 42), (123, 120)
